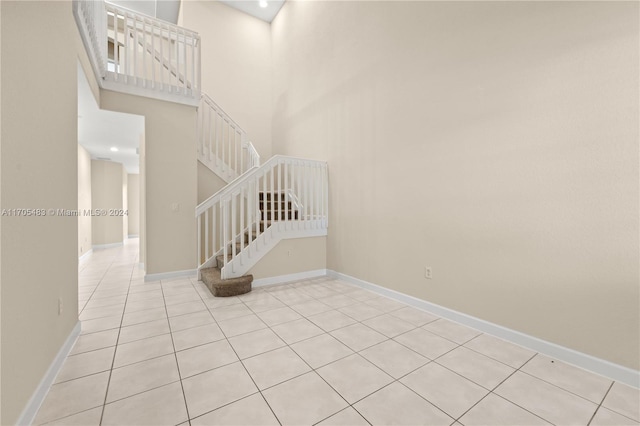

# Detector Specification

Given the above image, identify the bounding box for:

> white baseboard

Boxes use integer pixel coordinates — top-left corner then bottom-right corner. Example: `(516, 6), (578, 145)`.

(16, 321), (81, 425)
(327, 270), (640, 388)
(78, 249), (93, 262)
(127, 234), (139, 238)
(92, 242), (123, 250)
(253, 269), (328, 288)
(145, 269), (197, 282)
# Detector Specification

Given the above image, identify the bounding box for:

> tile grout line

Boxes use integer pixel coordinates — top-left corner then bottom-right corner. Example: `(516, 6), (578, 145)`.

(186, 278), (284, 426)
(159, 278), (195, 426)
(97, 247), (140, 425)
(451, 352), (550, 425)
(586, 380), (614, 426)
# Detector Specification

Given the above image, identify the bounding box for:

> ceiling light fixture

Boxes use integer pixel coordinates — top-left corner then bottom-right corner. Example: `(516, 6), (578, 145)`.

(259, 0), (268, 8)
(110, 147), (119, 152)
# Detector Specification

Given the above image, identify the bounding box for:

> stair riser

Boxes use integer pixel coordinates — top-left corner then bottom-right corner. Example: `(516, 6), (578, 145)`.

(258, 193), (287, 202)
(259, 202), (293, 210)
(261, 212), (299, 220)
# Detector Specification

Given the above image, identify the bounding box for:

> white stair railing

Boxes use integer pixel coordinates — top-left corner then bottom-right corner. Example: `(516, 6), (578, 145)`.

(198, 94), (260, 182)
(196, 156), (329, 279)
(73, 0), (201, 104)
(74, 0), (108, 80)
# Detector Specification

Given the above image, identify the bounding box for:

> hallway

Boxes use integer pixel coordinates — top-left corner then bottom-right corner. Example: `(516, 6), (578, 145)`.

(32, 240), (638, 425)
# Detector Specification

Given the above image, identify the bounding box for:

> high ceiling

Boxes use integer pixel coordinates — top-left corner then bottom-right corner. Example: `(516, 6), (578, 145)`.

(107, 0), (286, 24)
(219, 0), (285, 23)
(77, 0), (284, 175)
(77, 63), (144, 174)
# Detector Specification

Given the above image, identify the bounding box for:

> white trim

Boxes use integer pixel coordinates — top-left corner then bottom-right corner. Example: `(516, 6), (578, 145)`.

(16, 322), (81, 426)
(101, 79), (199, 107)
(138, 262), (145, 270)
(78, 249), (93, 262)
(144, 269), (197, 282)
(327, 270), (640, 388)
(92, 242), (123, 250)
(252, 269), (328, 288)
(127, 234), (139, 238)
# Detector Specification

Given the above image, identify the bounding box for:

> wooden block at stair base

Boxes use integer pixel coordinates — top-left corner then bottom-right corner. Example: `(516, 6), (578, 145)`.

(200, 267), (253, 297)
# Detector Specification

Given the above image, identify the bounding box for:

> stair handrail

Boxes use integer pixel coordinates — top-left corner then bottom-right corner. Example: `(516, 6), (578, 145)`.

(196, 155), (329, 279)
(74, 0), (201, 102)
(196, 155), (309, 216)
(104, 1), (200, 97)
(74, 0), (108, 80)
(198, 94), (260, 181)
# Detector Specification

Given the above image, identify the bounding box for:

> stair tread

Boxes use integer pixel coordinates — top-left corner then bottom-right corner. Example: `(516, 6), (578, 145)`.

(200, 267), (253, 297)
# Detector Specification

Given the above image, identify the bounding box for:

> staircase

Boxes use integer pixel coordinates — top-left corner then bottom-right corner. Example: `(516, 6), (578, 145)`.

(74, 0), (329, 297)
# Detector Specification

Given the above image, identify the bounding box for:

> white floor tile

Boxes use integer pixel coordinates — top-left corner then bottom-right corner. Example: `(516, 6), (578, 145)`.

(39, 407), (103, 426)
(308, 310), (357, 332)
(271, 317), (325, 344)
(494, 371), (598, 425)
(217, 313), (268, 337)
(521, 354), (613, 403)
(69, 329), (119, 355)
(316, 407), (370, 426)
(400, 362), (488, 419)
(330, 323), (387, 352)
(317, 354), (393, 404)
(591, 406), (640, 425)
(354, 382), (453, 425)
(113, 334), (174, 368)
(182, 362), (258, 418)
(172, 322), (225, 351)
(436, 346), (515, 389)
(459, 393), (550, 425)
(107, 354), (180, 402)
(394, 327), (457, 359)
(176, 339), (238, 378)
(190, 393), (279, 426)
(243, 346), (311, 389)
(602, 382), (640, 421)
(359, 339), (429, 379)
(228, 328), (286, 359)
(33, 372), (110, 424)
(464, 334), (535, 368)
(423, 318), (481, 344)
(262, 372), (348, 425)
(55, 346), (115, 383)
(291, 333), (354, 369)
(102, 382), (188, 425)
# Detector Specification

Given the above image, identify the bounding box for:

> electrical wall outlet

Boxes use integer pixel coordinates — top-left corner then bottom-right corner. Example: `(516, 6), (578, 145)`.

(425, 267), (432, 279)
(287, 250), (292, 257)
(58, 297), (63, 315)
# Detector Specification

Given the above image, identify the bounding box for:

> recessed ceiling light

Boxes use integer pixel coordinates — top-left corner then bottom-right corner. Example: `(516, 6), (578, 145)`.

(259, 0), (268, 8)
(110, 147), (119, 152)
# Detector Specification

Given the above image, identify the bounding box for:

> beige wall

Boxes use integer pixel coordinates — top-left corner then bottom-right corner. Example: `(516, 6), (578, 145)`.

(197, 161), (226, 204)
(78, 145), (92, 256)
(128, 174), (140, 236)
(139, 133), (146, 267)
(101, 91), (197, 275)
(181, 1), (273, 159)
(0, 2), (3, 422)
(272, 1), (639, 369)
(122, 168), (128, 242)
(91, 160), (124, 246)
(248, 237), (326, 280)
(0, 2), (89, 423)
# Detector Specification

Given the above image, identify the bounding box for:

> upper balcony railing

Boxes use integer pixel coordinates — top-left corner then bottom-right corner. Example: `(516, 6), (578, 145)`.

(73, 0), (201, 105)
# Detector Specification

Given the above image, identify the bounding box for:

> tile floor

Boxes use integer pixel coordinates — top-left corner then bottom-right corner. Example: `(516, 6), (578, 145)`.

(33, 239), (640, 425)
